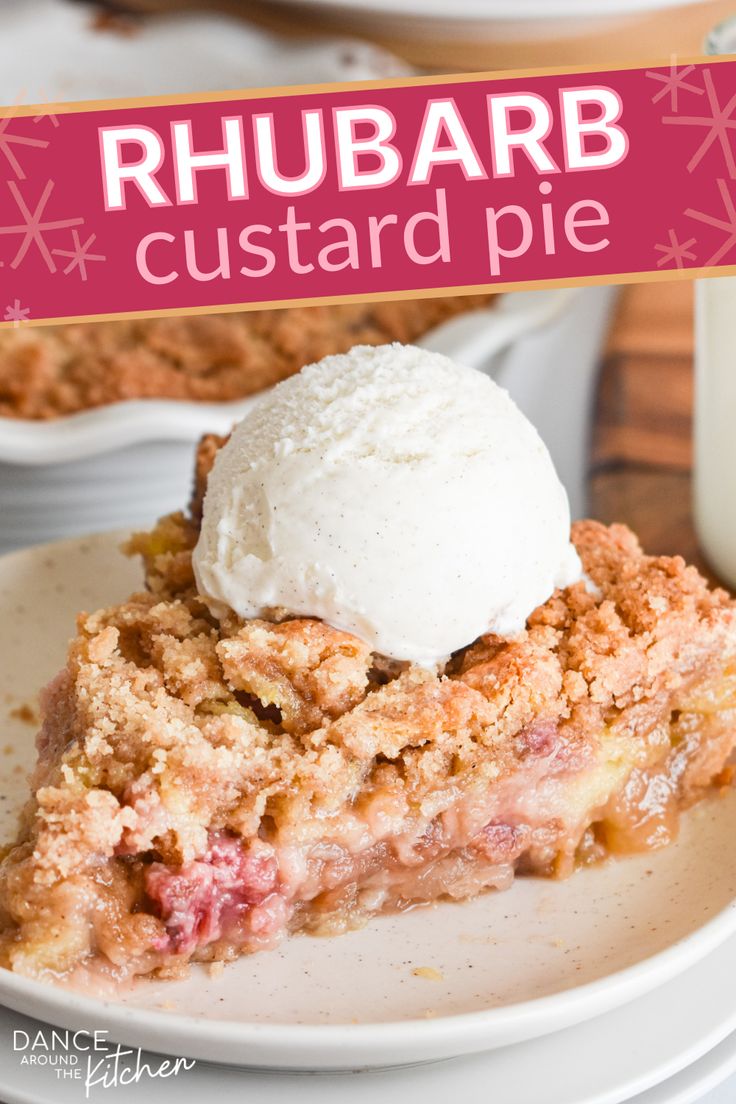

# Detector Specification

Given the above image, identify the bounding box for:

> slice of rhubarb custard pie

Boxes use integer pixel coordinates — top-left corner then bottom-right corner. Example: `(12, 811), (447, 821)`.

(1, 344), (735, 982)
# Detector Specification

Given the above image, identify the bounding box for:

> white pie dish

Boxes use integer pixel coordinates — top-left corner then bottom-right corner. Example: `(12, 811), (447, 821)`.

(0, 0), (398, 553)
(0, 285), (612, 552)
(0, 2), (617, 551)
(1, 531), (736, 1070)
(0, 0), (405, 551)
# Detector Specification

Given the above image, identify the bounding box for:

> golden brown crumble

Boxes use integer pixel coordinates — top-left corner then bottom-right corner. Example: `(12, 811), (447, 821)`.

(0, 296), (494, 419)
(1, 446), (736, 980)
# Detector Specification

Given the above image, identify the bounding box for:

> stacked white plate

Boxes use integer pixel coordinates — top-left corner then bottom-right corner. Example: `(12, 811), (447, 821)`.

(1, 533), (736, 1104)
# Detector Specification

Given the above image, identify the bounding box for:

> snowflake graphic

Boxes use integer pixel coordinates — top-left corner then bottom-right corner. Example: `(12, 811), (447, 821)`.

(31, 89), (61, 129)
(3, 298), (30, 326)
(52, 229), (106, 280)
(0, 114), (48, 180)
(646, 57), (703, 113)
(654, 228), (697, 268)
(662, 69), (736, 177)
(685, 178), (736, 266)
(0, 180), (83, 272)
(33, 109), (60, 129)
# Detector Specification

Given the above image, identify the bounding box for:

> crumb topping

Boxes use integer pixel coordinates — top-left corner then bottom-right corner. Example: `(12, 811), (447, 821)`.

(8, 506), (732, 891)
(0, 297), (493, 419)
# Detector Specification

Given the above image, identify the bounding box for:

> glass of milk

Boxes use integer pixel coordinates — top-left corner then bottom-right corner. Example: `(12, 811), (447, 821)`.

(694, 18), (736, 585)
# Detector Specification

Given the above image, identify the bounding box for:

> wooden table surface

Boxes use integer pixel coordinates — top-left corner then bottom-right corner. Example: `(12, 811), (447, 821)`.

(590, 280), (715, 582)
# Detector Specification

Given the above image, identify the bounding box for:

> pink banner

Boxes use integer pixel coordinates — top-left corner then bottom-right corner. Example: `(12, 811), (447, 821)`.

(0, 59), (735, 326)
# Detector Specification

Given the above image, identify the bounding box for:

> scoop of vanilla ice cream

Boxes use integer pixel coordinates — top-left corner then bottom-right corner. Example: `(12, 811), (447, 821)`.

(193, 343), (581, 667)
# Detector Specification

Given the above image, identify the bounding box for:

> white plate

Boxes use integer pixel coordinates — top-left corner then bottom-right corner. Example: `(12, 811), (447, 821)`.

(646, 1034), (736, 1104)
(2, 927), (736, 1104)
(1, 533), (736, 1070)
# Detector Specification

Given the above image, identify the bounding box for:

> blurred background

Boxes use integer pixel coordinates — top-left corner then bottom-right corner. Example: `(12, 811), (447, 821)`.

(118, 0), (734, 72)
(0, 0), (727, 584)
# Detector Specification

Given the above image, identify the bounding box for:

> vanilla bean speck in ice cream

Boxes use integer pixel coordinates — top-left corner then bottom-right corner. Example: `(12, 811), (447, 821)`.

(193, 342), (581, 667)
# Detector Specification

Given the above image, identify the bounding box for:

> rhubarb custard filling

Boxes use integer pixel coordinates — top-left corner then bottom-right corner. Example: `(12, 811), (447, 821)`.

(1, 506), (735, 981)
